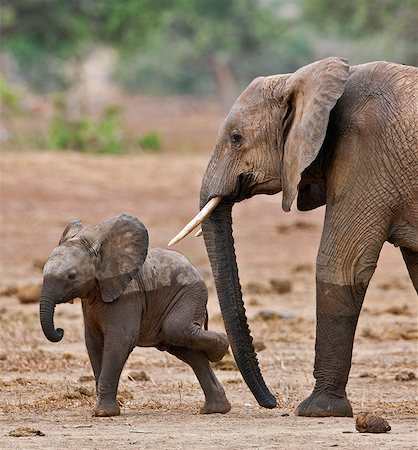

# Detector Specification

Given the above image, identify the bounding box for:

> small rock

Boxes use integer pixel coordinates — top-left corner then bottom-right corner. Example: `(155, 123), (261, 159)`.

(384, 304), (410, 315)
(292, 263), (313, 273)
(78, 375), (95, 383)
(395, 369), (416, 381)
(9, 427), (45, 437)
(248, 297), (260, 306)
(378, 278), (407, 291)
(245, 282), (270, 295)
(359, 372), (376, 378)
(128, 371), (150, 382)
(256, 309), (294, 321)
(212, 352), (238, 371)
(270, 278), (292, 295)
(355, 412), (391, 433)
(16, 283), (41, 304)
(253, 340), (266, 352)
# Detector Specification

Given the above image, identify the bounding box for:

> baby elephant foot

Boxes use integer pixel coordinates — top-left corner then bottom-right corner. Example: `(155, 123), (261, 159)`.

(93, 400), (121, 417)
(200, 397), (231, 415)
(206, 333), (229, 362)
(295, 391), (353, 417)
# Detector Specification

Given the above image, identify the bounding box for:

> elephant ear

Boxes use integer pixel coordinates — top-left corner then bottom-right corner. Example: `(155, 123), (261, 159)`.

(59, 219), (83, 244)
(280, 57), (349, 212)
(95, 214), (149, 303)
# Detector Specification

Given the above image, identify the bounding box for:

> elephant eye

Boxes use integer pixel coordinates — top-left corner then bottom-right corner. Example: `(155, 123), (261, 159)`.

(68, 271), (77, 280)
(230, 132), (243, 146)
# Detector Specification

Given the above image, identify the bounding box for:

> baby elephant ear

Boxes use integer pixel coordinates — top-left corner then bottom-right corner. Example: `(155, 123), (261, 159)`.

(96, 214), (148, 303)
(59, 219), (83, 244)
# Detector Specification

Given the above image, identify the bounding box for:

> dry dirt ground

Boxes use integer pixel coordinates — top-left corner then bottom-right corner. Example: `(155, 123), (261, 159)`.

(0, 152), (417, 449)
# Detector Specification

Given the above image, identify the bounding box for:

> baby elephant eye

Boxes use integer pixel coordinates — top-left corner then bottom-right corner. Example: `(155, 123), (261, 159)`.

(230, 132), (243, 145)
(68, 271), (77, 280)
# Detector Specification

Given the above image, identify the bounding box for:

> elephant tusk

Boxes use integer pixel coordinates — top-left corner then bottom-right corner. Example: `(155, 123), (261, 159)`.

(195, 229), (203, 237)
(168, 196), (222, 246)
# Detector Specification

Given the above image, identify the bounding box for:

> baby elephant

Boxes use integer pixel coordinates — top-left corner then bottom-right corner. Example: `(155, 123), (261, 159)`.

(40, 214), (230, 416)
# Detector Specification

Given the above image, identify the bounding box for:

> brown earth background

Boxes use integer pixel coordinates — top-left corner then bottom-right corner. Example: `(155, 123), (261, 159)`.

(0, 98), (417, 449)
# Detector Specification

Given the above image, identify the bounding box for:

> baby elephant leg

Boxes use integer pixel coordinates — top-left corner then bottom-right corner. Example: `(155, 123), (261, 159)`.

(168, 346), (231, 414)
(192, 327), (229, 362)
(163, 284), (229, 362)
(93, 333), (136, 417)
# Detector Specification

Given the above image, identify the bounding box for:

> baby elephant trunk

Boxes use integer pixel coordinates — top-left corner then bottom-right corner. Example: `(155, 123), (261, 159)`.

(39, 285), (64, 342)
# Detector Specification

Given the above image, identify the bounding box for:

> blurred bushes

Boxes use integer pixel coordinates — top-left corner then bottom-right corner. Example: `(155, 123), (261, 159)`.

(0, 0), (310, 96)
(1, 0), (416, 97)
(138, 132), (162, 153)
(0, 76), (20, 112)
(49, 106), (123, 154)
(0, 0), (416, 154)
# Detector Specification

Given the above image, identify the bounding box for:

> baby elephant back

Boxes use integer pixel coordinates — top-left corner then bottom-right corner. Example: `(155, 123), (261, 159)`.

(127, 247), (203, 293)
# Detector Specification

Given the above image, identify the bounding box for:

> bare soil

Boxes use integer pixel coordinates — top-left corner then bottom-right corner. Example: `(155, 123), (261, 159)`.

(0, 151), (417, 449)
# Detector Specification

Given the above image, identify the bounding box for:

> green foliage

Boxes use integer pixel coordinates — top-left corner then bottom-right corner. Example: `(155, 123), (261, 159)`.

(0, 76), (20, 111)
(1, 0), (97, 91)
(303, 0), (418, 65)
(1, 0), (416, 93)
(138, 132), (162, 153)
(1, 0), (310, 94)
(114, 0), (310, 94)
(48, 107), (123, 154)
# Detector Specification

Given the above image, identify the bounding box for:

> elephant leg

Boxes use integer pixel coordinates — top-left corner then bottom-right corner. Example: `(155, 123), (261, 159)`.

(162, 284), (229, 362)
(400, 247), (418, 293)
(172, 325), (229, 362)
(93, 332), (136, 417)
(296, 210), (387, 417)
(167, 346), (231, 414)
(84, 326), (104, 395)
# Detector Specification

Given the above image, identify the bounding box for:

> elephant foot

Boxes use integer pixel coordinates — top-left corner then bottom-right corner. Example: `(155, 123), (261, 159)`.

(93, 400), (121, 417)
(295, 392), (353, 417)
(200, 397), (231, 414)
(205, 333), (229, 362)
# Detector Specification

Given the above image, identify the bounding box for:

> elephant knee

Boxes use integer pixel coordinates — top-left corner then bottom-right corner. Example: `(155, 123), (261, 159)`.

(317, 245), (379, 296)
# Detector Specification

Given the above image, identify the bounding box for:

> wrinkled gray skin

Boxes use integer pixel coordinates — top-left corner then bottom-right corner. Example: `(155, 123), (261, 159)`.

(199, 58), (418, 416)
(40, 214), (230, 417)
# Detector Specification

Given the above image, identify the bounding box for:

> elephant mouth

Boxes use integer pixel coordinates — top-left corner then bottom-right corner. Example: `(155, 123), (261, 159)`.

(227, 173), (254, 203)
(228, 173), (280, 203)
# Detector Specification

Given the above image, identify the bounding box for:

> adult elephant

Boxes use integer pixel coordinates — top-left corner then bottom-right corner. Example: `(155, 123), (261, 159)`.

(170, 58), (418, 417)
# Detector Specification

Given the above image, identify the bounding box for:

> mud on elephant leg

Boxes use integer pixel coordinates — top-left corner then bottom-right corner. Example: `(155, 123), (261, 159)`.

(296, 220), (386, 417)
(168, 346), (231, 414)
(295, 281), (363, 417)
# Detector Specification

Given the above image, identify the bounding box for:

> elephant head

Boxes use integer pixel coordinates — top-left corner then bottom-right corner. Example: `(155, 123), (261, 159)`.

(170, 58), (349, 408)
(40, 214), (148, 342)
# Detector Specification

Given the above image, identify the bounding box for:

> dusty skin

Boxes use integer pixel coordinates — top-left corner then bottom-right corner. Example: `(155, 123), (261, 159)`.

(0, 152), (417, 449)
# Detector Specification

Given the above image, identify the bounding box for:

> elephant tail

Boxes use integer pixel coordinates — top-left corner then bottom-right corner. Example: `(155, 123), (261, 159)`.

(204, 308), (208, 330)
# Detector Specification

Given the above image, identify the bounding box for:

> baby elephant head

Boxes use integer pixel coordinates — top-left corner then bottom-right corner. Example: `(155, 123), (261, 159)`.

(40, 214), (148, 342)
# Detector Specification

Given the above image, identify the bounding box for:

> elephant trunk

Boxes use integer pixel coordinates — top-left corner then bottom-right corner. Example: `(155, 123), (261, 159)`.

(39, 285), (64, 342)
(201, 200), (277, 408)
